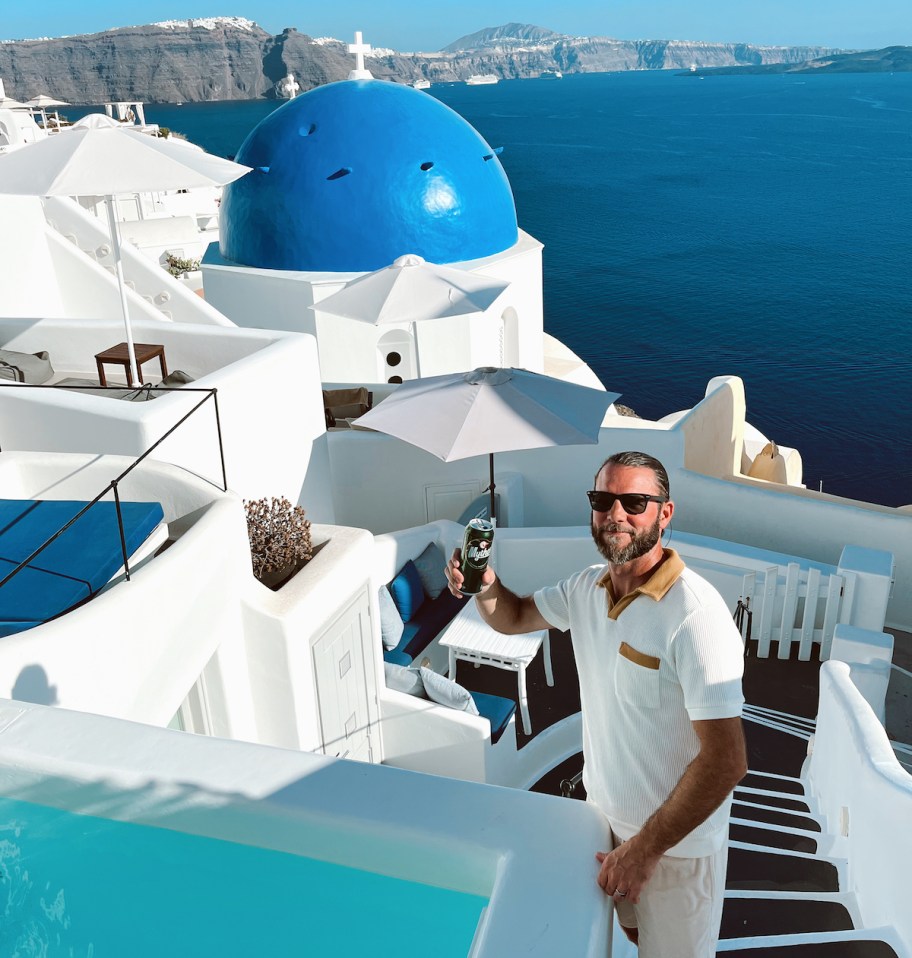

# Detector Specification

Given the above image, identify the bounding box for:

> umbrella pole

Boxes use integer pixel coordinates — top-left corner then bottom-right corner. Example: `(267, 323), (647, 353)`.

(104, 195), (140, 386)
(488, 452), (497, 525)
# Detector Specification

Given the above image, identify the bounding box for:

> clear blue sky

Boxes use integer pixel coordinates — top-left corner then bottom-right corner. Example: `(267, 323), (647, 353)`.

(3, 1), (911, 52)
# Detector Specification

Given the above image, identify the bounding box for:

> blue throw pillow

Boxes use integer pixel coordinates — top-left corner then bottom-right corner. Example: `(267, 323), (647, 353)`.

(378, 585), (404, 651)
(412, 542), (448, 599)
(388, 559), (425, 622)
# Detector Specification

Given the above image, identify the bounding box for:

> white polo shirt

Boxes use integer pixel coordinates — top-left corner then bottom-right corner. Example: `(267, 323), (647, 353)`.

(534, 549), (744, 857)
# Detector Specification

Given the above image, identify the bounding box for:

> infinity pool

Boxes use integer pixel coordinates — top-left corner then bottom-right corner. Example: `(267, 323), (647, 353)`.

(0, 796), (488, 957)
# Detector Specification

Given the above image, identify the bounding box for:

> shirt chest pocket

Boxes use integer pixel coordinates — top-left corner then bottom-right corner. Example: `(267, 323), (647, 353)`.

(614, 642), (662, 709)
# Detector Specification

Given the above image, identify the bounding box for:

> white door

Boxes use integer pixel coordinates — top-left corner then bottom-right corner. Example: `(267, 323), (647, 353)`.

(313, 589), (375, 762)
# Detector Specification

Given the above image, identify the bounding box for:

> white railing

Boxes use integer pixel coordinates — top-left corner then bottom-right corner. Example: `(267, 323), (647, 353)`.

(806, 661), (912, 954)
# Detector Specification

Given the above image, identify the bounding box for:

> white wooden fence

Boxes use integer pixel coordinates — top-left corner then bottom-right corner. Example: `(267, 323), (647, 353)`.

(738, 563), (855, 662)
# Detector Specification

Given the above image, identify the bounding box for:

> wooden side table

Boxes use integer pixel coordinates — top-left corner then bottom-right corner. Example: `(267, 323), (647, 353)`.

(95, 342), (168, 388)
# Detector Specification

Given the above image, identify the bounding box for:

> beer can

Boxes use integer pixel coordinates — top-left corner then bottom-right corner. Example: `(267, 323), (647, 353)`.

(460, 518), (495, 594)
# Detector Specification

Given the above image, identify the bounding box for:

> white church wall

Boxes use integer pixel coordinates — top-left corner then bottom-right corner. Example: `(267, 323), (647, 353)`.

(203, 254), (325, 337)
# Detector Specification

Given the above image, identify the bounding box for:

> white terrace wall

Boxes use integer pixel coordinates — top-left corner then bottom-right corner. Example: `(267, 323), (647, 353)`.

(0, 319), (330, 513)
(0, 452), (257, 739)
(677, 374), (745, 479)
(328, 417), (683, 534)
(806, 662), (912, 955)
(672, 470), (912, 633)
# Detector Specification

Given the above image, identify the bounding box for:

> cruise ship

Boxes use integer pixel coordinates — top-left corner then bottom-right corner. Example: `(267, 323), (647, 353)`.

(466, 73), (499, 85)
(0, 33), (908, 958)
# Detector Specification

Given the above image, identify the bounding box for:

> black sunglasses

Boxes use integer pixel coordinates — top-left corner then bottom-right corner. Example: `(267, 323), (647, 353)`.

(587, 491), (667, 515)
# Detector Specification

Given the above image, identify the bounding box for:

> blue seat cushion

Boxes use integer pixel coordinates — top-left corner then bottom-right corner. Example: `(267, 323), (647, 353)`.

(397, 589), (463, 659)
(383, 648), (411, 667)
(388, 559), (425, 622)
(469, 691), (516, 745)
(0, 498), (165, 637)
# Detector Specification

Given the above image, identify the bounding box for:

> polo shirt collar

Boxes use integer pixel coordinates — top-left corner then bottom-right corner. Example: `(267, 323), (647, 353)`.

(598, 548), (685, 620)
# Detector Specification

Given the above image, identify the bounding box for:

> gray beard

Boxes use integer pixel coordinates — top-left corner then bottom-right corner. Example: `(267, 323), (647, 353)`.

(591, 514), (663, 565)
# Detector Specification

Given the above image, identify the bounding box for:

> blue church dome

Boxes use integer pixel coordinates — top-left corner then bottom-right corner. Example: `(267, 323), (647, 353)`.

(219, 80), (519, 272)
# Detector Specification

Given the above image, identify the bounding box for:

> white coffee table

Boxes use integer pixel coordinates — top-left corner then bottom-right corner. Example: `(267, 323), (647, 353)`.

(439, 600), (553, 735)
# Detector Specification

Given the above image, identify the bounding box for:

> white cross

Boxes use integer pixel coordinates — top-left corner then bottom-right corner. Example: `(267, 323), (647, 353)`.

(347, 30), (374, 80)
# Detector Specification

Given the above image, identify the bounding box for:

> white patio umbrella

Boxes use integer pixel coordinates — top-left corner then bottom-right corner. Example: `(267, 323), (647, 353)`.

(0, 126), (251, 383)
(312, 253), (510, 376)
(353, 366), (619, 522)
(71, 113), (122, 130)
(25, 94), (70, 131)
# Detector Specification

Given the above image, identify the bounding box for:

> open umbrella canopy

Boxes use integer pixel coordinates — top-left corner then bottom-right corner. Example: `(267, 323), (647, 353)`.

(25, 94), (70, 109)
(353, 366), (619, 520)
(0, 125), (250, 197)
(71, 113), (122, 130)
(0, 126), (250, 384)
(313, 253), (509, 325)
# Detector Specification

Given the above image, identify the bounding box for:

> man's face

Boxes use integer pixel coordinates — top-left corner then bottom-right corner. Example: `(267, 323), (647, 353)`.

(589, 464), (669, 565)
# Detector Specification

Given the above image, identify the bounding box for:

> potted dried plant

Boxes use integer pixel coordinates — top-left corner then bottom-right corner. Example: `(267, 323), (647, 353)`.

(245, 496), (313, 590)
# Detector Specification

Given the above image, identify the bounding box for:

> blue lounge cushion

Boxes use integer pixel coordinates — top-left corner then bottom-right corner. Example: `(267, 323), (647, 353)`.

(378, 584), (404, 650)
(469, 690), (516, 745)
(0, 498), (165, 637)
(412, 542), (448, 599)
(388, 559), (425, 622)
(383, 648), (411, 666)
(399, 589), (463, 659)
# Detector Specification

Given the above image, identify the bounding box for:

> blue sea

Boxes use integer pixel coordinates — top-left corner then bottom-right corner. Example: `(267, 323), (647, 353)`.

(71, 71), (912, 506)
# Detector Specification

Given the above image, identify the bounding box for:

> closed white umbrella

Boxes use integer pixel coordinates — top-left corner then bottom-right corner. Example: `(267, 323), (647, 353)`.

(354, 366), (618, 521)
(71, 113), (122, 130)
(312, 253), (509, 376)
(0, 126), (250, 383)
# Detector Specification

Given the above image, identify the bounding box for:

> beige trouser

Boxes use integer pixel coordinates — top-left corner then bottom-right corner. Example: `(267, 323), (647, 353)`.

(612, 831), (727, 958)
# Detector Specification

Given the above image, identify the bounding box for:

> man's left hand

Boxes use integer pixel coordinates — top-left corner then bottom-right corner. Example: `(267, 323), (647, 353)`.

(594, 838), (661, 904)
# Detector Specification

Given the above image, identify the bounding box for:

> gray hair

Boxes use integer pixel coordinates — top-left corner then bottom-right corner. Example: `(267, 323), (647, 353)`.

(595, 451), (670, 499)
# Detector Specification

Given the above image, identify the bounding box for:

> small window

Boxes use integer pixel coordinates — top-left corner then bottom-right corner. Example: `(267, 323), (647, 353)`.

(420, 161), (434, 171)
(388, 375), (403, 384)
(386, 351), (402, 367)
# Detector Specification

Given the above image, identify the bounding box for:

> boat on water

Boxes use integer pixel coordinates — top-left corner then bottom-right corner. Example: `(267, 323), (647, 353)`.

(466, 74), (499, 85)
(412, 78), (431, 90)
(539, 69), (563, 80)
(0, 33), (909, 958)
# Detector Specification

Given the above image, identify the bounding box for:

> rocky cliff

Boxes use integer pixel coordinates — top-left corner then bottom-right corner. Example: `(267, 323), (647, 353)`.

(0, 18), (850, 104)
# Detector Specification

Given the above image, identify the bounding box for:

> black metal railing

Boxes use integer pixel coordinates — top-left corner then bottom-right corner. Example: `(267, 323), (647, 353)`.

(0, 384), (227, 591)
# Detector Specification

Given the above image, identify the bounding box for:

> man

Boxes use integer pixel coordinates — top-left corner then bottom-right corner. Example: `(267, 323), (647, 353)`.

(446, 451), (747, 957)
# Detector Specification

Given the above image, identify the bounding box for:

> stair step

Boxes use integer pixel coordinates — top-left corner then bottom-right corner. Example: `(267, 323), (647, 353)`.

(742, 771), (806, 796)
(727, 847), (839, 892)
(719, 938), (898, 957)
(733, 801), (822, 833)
(735, 788), (811, 813)
(730, 823), (818, 854)
(720, 898), (853, 938)
(744, 715), (812, 778)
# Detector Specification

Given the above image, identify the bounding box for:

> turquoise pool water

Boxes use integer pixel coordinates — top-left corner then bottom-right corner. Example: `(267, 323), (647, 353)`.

(0, 797), (488, 956)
